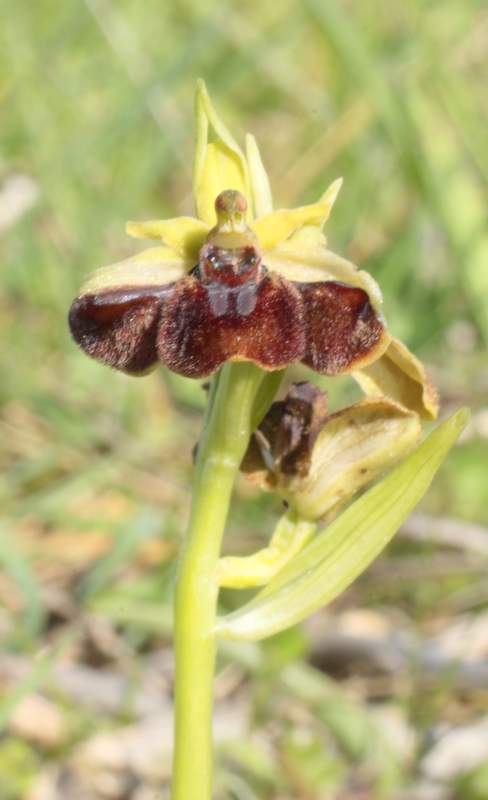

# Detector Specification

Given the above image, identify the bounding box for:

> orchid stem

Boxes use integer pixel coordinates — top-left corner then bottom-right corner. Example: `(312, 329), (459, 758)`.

(171, 362), (274, 800)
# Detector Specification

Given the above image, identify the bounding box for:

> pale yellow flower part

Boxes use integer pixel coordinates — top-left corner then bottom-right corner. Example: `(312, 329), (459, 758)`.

(353, 337), (439, 421)
(216, 513), (316, 589)
(285, 181), (344, 249)
(193, 79), (250, 225)
(245, 133), (273, 217)
(124, 181), (347, 270)
(251, 178), (342, 251)
(264, 242), (384, 310)
(282, 397), (422, 521)
(80, 246), (185, 295)
(122, 84), (351, 287)
(126, 217), (209, 260)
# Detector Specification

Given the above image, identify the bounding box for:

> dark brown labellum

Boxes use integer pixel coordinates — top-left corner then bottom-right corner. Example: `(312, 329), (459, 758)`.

(69, 240), (387, 378)
(156, 273), (305, 378)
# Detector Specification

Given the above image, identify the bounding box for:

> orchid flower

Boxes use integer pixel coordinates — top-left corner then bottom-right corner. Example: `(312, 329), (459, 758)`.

(69, 81), (437, 421)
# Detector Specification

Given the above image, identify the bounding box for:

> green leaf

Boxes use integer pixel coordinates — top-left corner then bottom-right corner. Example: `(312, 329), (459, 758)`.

(215, 409), (468, 641)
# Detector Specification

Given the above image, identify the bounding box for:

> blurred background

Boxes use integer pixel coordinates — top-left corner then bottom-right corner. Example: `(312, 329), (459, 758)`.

(1, 1), (488, 798)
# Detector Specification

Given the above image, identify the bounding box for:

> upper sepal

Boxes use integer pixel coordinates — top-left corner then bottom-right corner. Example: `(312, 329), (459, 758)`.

(193, 80), (250, 225)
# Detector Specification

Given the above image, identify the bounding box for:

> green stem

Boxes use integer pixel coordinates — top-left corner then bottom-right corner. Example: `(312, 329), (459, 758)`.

(171, 362), (270, 800)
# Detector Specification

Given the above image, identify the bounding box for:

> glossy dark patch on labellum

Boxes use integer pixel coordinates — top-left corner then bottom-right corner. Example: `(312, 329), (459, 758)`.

(69, 239), (387, 378)
(198, 243), (263, 287)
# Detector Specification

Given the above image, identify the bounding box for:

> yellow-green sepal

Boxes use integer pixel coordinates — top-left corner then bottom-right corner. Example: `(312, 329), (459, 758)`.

(193, 79), (250, 225)
(252, 178), (342, 250)
(245, 133), (273, 218)
(79, 245), (187, 294)
(126, 216), (209, 260)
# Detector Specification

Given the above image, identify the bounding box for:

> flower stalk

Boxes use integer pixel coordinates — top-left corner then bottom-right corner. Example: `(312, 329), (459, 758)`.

(171, 361), (266, 800)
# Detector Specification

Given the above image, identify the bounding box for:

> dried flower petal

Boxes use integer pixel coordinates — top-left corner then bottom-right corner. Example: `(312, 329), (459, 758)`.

(291, 397), (422, 519)
(243, 384), (422, 522)
(353, 336), (439, 420)
(242, 382), (328, 480)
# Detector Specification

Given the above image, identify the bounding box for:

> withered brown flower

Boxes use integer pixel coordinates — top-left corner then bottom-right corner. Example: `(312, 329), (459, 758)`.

(242, 381), (423, 521)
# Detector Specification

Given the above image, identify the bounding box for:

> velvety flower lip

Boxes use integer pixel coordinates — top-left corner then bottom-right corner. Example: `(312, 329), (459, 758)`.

(69, 190), (389, 379)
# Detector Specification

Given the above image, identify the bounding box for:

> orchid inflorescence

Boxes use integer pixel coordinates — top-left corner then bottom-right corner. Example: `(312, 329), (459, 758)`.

(68, 81), (465, 800)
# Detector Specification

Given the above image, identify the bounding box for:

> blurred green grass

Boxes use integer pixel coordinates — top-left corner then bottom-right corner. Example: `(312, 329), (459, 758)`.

(1, 1), (488, 797)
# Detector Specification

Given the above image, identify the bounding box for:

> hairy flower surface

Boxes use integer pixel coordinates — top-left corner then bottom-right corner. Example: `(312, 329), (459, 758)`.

(68, 81), (438, 416)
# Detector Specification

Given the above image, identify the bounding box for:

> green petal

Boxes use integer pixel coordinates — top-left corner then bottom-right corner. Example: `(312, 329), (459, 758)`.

(193, 80), (250, 225)
(215, 409), (468, 641)
(126, 217), (209, 260)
